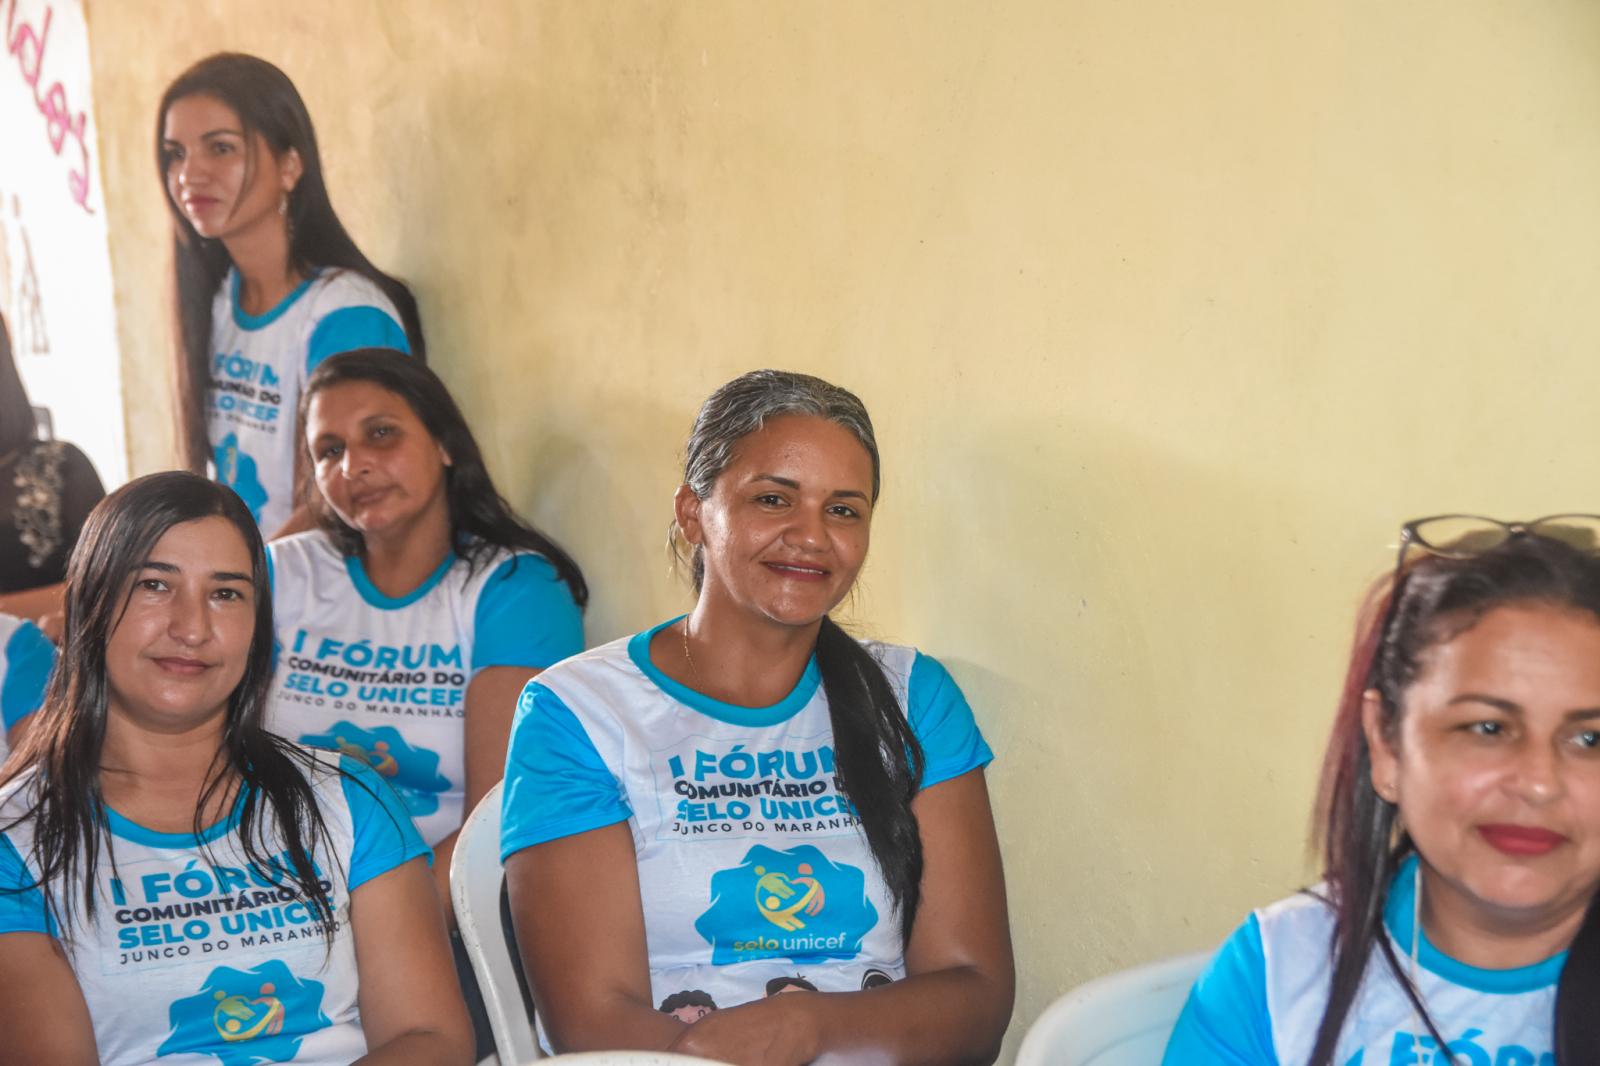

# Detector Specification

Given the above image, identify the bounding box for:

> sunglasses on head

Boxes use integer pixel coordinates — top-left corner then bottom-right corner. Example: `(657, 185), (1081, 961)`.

(1396, 514), (1600, 565)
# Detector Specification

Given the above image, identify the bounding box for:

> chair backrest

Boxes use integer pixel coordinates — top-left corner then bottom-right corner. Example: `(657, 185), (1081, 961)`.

(451, 781), (543, 1064)
(1014, 949), (1212, 1066)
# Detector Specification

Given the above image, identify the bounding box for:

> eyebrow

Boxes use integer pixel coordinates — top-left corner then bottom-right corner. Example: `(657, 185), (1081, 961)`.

(1447, 693), (1600, 721)
(749, 474), (871, 501)
(161, 129), (243, 146)
(310, 412), (398, 442)
(139, 560), (252, 584)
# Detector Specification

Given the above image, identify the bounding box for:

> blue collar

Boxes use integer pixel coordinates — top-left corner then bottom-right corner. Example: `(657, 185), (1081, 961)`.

(626, 616), (822, 727)
(229, 269), (316, 330)
(345, 551), (457, 609)
(1383, 854), (1568, 994)
(104, 789), (246, 848)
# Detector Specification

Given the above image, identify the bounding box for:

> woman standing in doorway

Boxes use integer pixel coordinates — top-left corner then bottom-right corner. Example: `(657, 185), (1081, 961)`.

(158, 53), (423, 538)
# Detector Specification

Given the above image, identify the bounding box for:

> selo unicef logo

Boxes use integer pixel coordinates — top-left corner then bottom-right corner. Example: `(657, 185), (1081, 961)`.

(158, 960), (329, 1065)
(696, 844), (877, 966)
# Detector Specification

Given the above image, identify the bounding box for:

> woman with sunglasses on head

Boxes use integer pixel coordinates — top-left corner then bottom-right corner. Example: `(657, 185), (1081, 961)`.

(159, 53), (423, 539)
(501, 370), (1013, 1064)
(0, 472), (472, 1065)
(1164, 516), (1600, 1065)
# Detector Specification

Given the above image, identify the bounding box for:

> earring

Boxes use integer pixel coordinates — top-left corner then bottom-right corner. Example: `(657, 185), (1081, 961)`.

(278, 191), (288, 216)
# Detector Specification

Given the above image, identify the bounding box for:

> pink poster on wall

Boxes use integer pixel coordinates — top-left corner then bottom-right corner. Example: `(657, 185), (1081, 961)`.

(1, 0), (127, 486)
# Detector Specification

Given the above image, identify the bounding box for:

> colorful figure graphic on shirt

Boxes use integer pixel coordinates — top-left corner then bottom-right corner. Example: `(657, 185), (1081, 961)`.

(658, 989), (719, 1024)
(212, 433), (267, 523)
(330, 735), (399, 778)
(756, 862), (826, 932)
(298, 722), (449, 818)
(213, 983), (285, 1042)
(765, 976), (818, 996)
(696, 843), (877, 967)
(158, 960), (329, 1066)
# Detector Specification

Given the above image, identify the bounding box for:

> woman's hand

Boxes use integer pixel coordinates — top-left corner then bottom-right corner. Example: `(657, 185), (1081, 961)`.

(666, 992), (822, 1066)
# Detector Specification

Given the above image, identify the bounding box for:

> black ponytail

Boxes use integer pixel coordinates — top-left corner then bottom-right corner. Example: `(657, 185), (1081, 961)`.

(815, 616), (926, 942)
(674, 369), (934, 942)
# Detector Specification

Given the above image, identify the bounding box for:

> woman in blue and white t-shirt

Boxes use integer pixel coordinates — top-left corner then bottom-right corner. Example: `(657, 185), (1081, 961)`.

(0, 471), (471, 1064)
(502, 370), (1014, 1063)
(266, 349), (587, 903)
(159, 53), (425, 538)
(1166, 519), (1600, 1065)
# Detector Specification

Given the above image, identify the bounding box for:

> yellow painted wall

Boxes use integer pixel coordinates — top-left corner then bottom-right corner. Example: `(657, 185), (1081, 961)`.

(86, 1), (1600, 1057)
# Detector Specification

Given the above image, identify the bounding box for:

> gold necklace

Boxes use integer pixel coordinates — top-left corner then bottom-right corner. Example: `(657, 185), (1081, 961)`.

(680, 619), (701, 684)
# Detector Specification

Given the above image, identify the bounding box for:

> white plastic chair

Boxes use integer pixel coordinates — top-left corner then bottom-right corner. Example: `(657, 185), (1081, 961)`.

(544, 1049), (726, 1056)
(1015, 949), (1211, 1066)
(451, 782), (542, 1065)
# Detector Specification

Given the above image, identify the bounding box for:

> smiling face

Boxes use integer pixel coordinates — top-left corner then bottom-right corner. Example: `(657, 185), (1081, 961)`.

(161, 92), (300, 243)
(104, 516), (257, 734)
(306, 378), (451, 543)
(678, 414), (875, 629)
(1366, 602), (1600, 939)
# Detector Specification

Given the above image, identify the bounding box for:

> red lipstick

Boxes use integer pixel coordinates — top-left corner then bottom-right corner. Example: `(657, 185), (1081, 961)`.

(1477, 824), (1568, 857)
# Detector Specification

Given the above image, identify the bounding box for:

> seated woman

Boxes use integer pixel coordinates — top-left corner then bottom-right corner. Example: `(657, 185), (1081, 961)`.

(501, 370), (1014, 1063)
(0, 611), (56, 756)
(0, 310), (106, 624)
(0, 472), (472, 1065)
(266, 348), (587, 891)
(1164, 517), (1600, 1065)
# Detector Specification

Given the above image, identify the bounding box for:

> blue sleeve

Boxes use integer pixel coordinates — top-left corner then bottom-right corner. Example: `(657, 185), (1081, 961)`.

(1, 621), (55, 729)
(472, 555), (584, 672)
(305, 306), (410, 373)
(339, 756), (432, 891)
(500, 681), (630, 861)
(1162, 914), (1278, 1065)
(0, 834), (52, 936)
(907, 653), (994, 789)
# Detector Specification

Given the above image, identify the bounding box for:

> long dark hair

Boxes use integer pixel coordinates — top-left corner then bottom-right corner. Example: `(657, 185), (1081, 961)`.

(298, 349), (587, 606)
(1310, 535), (1600, 1064)
(0, 473), (344, 938)
(0, 311), (37, 456)
(157, 53), (426, 473)
(675, 369), (925, 941)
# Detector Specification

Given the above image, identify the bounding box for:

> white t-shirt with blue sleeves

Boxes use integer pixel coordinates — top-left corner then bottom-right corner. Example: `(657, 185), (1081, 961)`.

(500, 618), (993, 1037)
(266, 531), (583, 846)
(0, 750), (428, 1066)
(1163, 856), (1561, 1065)
(0, 612), (53, 755)
(208, 268), (409, 534)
